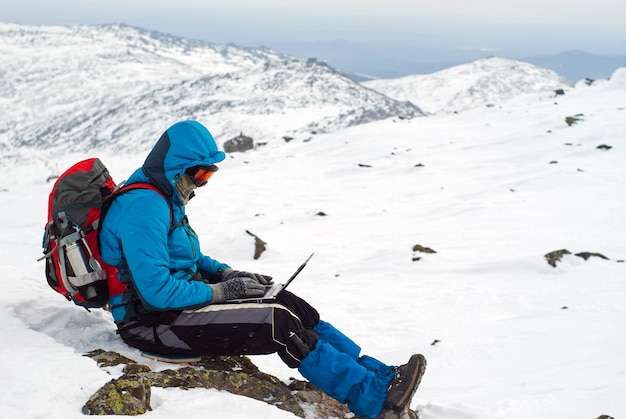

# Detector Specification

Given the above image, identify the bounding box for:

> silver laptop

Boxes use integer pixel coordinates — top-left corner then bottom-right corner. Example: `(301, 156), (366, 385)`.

(226, 253), (314, 303)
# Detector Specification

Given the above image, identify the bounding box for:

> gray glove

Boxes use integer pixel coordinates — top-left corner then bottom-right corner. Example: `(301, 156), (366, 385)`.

(210, 277), (266, 303)
(221, 268), (273, 285)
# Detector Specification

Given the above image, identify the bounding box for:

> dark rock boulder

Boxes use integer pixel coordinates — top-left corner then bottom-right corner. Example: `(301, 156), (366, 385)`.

(245, 229), (267, 259)
(544, 249), (572, 267)
(565, 114), (584, 126)
(223, 133), (254, 152)
(412, 244), (437, 262)
(574, 252), (609, 261)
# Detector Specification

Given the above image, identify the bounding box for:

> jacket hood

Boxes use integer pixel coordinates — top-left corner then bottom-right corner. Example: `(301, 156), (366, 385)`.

(140, 121), (226, 202)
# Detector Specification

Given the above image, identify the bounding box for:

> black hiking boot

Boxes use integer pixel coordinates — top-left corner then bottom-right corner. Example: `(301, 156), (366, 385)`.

(382, 354), (426, 411)
(377, 406), (419, 419)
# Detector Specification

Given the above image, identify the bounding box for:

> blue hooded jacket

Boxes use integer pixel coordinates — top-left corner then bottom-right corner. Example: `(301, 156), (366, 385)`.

(100, 121), (228, 322)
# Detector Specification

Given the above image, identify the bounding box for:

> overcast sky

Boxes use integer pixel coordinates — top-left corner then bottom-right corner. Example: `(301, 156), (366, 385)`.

(3, 0), (625, 54)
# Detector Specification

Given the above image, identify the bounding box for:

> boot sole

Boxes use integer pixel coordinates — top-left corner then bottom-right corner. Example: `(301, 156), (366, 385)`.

(378, 405), (420, 419)
(386, 354), (427, 410)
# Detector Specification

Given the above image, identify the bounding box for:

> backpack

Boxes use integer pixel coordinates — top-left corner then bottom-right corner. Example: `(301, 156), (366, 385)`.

(39, 158), (172, 309)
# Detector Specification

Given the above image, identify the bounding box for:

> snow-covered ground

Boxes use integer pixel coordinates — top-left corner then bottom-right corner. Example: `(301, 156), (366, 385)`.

(1, 67), (625, 418)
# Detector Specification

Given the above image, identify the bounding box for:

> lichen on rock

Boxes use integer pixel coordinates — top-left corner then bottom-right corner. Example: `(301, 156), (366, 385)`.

(82, 352), (352, 418)
(82, 374), (151, 416)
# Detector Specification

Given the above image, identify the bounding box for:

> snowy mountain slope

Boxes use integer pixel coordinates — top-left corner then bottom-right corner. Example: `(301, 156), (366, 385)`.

(1, 62), (625, 419)
(1, 20), (625, 419)
(0, 22), (421, 157)
(363, 57), (572, 114)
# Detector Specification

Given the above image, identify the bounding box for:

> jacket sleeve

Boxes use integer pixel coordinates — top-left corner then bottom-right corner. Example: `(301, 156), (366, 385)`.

(198, 254), (230, 276)
(116, 191), (214, 310)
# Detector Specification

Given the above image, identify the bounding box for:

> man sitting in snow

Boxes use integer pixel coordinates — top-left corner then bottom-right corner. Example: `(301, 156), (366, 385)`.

(99, 120), (426, 419)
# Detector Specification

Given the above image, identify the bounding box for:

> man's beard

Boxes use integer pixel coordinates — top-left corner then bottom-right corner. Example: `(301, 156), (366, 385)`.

(175, 174), (197, 205)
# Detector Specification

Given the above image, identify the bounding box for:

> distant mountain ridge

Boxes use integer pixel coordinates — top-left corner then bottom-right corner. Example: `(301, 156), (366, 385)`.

(363, 57), (572, 114)
(3, 22), (611, 167)
(0, 22), (421, 157)
(521, 49), (626, 83)
(265, 40), (626, 83)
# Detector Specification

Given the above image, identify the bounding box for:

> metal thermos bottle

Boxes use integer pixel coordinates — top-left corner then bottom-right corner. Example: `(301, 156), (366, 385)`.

(65, 241), (90, 276)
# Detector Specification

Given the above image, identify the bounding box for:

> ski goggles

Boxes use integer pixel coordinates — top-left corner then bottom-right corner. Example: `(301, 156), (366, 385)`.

(186, 164), (218, 187)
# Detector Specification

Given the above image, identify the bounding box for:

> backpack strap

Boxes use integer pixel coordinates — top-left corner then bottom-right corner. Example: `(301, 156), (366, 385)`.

(107, 183), (186, 322)
(109, 182), (175, 230)
(55, 211), (82, 297)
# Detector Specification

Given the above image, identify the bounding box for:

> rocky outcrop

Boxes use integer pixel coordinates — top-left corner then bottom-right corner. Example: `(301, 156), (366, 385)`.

(544, 249), (572, 267)
(223, 133), (254, 153)
(565, 114), (584, 126)
(83, 374), (152, 415)
(245, 229), (267, 259)
(544, 249), (609, 267)
(82, 350), (350, 418)
(412, 244), (437, 262)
